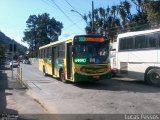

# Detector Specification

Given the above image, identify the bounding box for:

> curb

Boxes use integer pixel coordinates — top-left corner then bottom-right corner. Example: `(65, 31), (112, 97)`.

(27, 90), (58, 114)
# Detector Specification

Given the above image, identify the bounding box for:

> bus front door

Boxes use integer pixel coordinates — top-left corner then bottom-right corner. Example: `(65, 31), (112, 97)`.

(52, 47), (57, 75)
(66, 43), (72, 79)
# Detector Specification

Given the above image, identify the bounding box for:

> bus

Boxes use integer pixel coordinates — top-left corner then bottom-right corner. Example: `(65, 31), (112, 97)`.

(111, 28), (160, 86)
(110, 42), (117, 77)
(38, 34), (111, 82)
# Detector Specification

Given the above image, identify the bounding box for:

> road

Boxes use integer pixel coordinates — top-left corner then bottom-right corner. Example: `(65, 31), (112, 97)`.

(0, 65), (55, 120)
(20, 63), (160, 115)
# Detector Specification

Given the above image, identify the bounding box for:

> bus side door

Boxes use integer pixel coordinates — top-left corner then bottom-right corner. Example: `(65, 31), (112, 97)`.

(66, 42), (72, 79)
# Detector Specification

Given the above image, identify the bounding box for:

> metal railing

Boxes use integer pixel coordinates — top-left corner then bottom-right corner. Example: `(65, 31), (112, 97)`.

(16, 67), (28, 88)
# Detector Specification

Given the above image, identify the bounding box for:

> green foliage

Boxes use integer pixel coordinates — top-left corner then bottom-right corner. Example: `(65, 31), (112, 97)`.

(84, 0), (160, 42)
(23, 13), (63, 57)
(143, 0), (160, 28)
(0, 31), (27, 60)
(0, 44), (5, 59)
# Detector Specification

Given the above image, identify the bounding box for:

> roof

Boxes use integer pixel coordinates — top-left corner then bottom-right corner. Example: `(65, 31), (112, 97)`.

(118, 28), (160, 39)
(39, 36), (74, 49)
(39, 34), (105, 49)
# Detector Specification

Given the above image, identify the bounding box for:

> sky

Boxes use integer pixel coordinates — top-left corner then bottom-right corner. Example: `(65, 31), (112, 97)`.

(0, 0), (126, 47)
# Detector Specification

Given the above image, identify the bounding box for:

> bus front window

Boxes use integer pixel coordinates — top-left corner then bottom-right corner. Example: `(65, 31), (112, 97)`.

(73, 42), (109, 64)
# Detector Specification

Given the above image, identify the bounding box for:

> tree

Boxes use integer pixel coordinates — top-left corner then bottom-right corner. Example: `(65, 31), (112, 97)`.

(23, 13), (63, 57)
(0, 44), (5, 59)
(84, 5), (121, 41)
(143, 0), (160, 28)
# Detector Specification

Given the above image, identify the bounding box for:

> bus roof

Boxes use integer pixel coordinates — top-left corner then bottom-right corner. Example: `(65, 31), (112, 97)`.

(118, 28), (160, 39)
(39, 36), (74, 49)
(39, 34), (105, 49)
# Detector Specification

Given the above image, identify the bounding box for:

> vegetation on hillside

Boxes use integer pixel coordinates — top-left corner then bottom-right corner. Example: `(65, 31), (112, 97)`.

(0, 31), (27, 60)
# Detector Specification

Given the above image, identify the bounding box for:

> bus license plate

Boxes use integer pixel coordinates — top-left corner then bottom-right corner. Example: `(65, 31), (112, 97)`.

(93, 76), (99, 79)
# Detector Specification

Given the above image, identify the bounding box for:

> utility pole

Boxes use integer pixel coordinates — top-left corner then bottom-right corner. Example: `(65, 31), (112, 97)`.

(92, 1), (95, 34)
(11, 43), (14, 80)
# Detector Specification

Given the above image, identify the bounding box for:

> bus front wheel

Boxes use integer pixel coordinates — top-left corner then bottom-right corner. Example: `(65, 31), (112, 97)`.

(146, 68), (160, 86)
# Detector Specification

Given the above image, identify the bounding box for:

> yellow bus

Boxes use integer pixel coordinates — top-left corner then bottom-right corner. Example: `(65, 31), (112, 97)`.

(39, 34), (111, 82)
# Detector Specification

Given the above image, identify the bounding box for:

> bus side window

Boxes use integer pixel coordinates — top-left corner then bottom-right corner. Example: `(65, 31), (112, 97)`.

(47, 47), (50, 58)
(158, 32), (160, 48)
(147, 33), (157, 48)
(119, 37), (134, 51)
(119, 38), (127, 50)
(127, 37), (134, 50)
(58, 44), (65, 58)
(135, 35), (146, 49)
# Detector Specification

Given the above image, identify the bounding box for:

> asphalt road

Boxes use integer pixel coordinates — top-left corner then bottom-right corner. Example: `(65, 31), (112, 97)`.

(19, 62), (160, 115)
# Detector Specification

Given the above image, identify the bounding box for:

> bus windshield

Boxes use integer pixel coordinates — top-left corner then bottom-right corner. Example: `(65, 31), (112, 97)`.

(73, 41), (109, 64)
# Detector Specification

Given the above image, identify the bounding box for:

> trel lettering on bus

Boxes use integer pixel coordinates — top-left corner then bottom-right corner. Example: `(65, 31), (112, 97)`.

(74, 58), (87, 63)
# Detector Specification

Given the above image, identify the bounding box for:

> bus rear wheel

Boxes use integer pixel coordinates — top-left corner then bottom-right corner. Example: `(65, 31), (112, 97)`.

(146, 68), (160, 86)
(60, 70), (66, 83)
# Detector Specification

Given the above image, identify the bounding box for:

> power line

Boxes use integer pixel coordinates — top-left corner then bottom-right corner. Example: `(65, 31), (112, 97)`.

(56, 0), (72, 10)
(63, 18), (85, 31)
(41, 0), (51, 7)
(64, 0), (76, 10)
(48, 0), (83, 30)
(41, 0), (85, 32)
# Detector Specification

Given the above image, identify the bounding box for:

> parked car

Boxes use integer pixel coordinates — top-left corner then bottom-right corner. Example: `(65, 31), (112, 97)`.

(22, 60), (26, 64)
(25, 60), (31, 64)
(23, 60), (31, 64)
(10, 61), (19, 68)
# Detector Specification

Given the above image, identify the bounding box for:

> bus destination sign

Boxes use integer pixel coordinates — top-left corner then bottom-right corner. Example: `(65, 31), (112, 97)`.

(76, 37), (104, 42)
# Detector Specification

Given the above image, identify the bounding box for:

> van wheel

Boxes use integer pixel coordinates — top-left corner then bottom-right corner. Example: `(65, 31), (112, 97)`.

(145, 68), (160, 86)
(43, 67), (47, 76)
(60, 70), (66, 83)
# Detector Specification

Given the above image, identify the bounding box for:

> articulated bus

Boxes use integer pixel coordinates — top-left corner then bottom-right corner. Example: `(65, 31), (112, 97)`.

(39, 35), (111, 82)
(111, 28), (160, 86)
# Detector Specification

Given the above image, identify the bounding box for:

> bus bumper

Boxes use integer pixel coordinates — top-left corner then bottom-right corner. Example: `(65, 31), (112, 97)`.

(74, 72), (112, 82)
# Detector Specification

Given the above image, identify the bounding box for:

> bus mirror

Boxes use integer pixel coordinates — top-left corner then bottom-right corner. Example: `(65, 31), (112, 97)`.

(71, 46), (75, 57)
(72, 46), (75, 52)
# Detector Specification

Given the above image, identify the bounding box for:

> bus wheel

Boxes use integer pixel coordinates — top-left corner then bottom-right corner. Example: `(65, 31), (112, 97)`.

(146, 68), (160, 86)
(60, 70), (66, 83)
(43, 66), (47, 76)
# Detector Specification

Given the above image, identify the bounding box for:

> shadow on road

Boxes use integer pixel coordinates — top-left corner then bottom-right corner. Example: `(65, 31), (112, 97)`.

(0, 65), (19, 115)
(74, 78), (160, 93)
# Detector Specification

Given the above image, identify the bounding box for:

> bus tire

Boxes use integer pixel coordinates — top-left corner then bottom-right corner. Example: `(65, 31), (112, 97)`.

(59, 70), (66, 83)
(43, 66), (47, 76)
(111, 71), (117, 77)
(145, 68), (160, 87)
